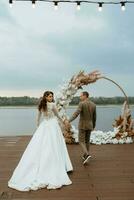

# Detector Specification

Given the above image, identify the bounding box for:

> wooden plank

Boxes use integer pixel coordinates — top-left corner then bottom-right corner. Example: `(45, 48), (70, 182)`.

(0, 136), (134, 200)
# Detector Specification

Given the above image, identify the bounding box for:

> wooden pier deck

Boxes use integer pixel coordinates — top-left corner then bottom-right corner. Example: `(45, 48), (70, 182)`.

(0, 136), (134, 200)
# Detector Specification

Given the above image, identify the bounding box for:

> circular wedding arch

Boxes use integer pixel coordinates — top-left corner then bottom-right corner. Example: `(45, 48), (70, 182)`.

(100, 76), (129, 106)
(56, 71), (133, 144)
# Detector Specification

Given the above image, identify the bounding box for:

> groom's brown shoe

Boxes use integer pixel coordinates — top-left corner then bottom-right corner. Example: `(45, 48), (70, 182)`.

(83, 155), (91, 165)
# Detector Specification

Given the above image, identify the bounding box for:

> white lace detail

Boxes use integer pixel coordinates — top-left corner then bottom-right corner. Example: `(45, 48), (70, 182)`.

(43, 102), (57, 120)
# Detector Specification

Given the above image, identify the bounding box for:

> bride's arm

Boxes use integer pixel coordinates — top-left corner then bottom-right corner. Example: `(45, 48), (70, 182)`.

(37, 110), (42, 127)
(52, 103), (63, 121)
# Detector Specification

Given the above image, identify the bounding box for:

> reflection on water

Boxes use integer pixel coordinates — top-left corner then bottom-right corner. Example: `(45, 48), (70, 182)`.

(0, 105), (134, 136)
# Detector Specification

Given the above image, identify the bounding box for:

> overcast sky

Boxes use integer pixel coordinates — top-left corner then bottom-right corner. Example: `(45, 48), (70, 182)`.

(0, 0), (133, 97)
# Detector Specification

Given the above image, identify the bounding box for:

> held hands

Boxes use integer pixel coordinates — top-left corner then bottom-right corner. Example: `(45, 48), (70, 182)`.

(63, 119), (71, 130)
(64, 119), (69, 125)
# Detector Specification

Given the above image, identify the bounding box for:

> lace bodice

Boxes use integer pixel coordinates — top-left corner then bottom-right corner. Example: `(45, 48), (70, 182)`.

(43, 102), (57, 119)
(37, 102), (61, 125)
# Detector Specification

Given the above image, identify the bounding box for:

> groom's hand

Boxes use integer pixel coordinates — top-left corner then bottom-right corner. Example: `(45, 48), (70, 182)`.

(64, 119), (71, 129)
(64, 119), (69, 125)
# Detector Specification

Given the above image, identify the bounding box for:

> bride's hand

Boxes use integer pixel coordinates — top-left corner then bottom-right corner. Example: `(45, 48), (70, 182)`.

(63, 119), (71, 129)
(65, 119), (70, 125)
(59, 119), (64, 124)
(63, 119), (68, 124)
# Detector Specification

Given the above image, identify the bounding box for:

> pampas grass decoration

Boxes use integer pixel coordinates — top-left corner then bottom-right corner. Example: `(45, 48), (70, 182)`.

(56, 70), (134, 144)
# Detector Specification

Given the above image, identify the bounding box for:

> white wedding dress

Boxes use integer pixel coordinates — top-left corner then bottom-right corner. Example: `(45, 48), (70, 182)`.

(8, 102), (73, 191)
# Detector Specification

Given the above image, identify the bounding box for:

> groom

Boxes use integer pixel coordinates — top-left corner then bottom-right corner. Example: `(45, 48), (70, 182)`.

(66, 91), (96, 165)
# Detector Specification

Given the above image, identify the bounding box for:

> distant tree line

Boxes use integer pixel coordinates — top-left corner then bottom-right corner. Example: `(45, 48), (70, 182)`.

(70, 96), (134, 105)
(0, 96), (38, 106)
(0, 96), (134, 106)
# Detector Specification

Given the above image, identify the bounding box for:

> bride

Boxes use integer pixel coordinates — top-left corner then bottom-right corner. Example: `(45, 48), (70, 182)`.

(8, 91), (73, 191)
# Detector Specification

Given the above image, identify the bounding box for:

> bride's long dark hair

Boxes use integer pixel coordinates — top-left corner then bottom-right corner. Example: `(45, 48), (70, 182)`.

(38, 91), (54, 112)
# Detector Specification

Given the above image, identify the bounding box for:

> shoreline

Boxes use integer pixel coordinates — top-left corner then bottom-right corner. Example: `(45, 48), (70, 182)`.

(0, 104), (134, 109)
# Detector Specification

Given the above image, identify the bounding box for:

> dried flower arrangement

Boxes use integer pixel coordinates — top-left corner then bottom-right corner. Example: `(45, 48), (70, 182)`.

(55, 71), (134, 144)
